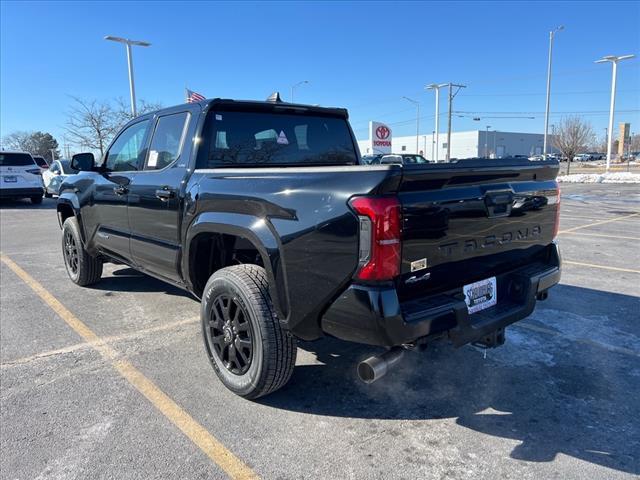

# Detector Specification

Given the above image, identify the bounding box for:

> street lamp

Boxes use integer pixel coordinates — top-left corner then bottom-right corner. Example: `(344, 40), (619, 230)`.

(291, 80), (309, 103)
(543, 25), (564, 160)
(595, 54), (636, 171)
(485, 125), (491, 158)
(402, 96), (420, 154)
(104, 35), (151, 117)
(425, 83), (447, 162)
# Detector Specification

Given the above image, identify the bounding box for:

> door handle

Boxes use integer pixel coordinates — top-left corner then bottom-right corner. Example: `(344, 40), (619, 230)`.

(155, 187), (175, 201)
(113, 185), (128, 196)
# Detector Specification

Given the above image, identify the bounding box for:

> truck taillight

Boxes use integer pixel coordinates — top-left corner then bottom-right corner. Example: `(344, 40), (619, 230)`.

(553, 184), (561, 238)
(349, 196), (401, 281)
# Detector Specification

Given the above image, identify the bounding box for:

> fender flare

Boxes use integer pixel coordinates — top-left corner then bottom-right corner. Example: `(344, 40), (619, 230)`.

(56, 195), (85, 241)
(184, 212), (290, 322)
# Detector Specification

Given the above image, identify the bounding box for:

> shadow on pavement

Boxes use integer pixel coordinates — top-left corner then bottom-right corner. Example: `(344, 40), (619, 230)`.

(261, 284), (640, 475)
(90, 266), (192, 298)
(0, 198), (57, 210)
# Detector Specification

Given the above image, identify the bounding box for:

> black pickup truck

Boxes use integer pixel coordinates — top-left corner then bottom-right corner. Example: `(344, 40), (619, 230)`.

(58, 97), (561, 399)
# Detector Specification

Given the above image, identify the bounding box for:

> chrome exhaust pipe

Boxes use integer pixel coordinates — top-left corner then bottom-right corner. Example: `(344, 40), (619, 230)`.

(357, 347), (405, 384)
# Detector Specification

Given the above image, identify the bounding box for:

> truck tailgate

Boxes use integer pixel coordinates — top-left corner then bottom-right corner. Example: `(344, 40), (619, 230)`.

(396, 159), (559, 299)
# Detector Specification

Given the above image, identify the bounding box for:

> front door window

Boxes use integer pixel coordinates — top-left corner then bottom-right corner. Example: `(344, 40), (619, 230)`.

(105, 120), (149, 172)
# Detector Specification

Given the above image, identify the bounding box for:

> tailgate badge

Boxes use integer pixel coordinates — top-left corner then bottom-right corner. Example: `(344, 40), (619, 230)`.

(411, 258), (427, 272)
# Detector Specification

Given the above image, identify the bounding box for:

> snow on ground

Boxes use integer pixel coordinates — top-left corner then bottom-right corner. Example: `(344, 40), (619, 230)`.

(557, 172), (640, 184)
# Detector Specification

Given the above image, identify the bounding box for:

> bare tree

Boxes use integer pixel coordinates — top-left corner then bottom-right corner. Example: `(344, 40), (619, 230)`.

(553, 116), (594, 175)
(65, 97), (119, 157)
(3, 131), (61, 159)
(65, 97), (163, 157)
(113, 97), (162, 127)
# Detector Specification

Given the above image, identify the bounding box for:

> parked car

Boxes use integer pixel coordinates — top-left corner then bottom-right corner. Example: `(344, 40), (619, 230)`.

(585, 152), (604, 160)
(362, 153), (431, 165)
(57, 97), (561, 399)
(0, 151), (44, 204)
(32, 155), (50, 169)
(43, 159), (78, 197)
(573, 153), (592, 162)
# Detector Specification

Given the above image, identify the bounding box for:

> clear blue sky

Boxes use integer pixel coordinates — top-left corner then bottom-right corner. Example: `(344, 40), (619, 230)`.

(1, 0), (639, 149)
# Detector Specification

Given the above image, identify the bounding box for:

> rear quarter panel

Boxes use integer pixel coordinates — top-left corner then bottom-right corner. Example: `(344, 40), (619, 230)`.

(187, 165), (400, 339)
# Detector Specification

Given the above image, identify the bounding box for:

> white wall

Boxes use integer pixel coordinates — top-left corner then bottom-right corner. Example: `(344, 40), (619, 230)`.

(358, 130), (558, 160)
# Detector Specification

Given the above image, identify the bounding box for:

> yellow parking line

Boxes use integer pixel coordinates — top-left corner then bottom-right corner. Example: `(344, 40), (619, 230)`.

(563, 260), (640, 274)
(0, 254), (258, 480)
(559, 231), (640, 241)
(559, 212), (639, 234)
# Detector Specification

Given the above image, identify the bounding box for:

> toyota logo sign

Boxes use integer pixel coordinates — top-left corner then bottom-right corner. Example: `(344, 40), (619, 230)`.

(376, 125), (390, 140)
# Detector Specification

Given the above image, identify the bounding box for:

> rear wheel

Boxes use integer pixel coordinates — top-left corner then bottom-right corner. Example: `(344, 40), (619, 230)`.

(201, 265), (297, 399)
(61, 217), (103, 286)
(31, 195), (43, 204)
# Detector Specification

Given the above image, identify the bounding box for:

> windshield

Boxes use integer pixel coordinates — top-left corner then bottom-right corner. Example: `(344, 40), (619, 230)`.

(0, 153), (36, 167)
(199, 110), (357, 168)
(59, 160), (77, 174)
(33, 156), (48, 167)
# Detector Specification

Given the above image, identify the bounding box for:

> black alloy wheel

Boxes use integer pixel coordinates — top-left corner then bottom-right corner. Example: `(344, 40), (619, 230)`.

(207, 294), (254, 375)
(64, 230), (79, 275)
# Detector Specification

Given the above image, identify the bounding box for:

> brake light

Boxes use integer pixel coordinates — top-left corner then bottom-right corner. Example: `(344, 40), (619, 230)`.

(26, 168), (42, 175)
(553, 184), (561, 238)
(349, 196), (401, 281)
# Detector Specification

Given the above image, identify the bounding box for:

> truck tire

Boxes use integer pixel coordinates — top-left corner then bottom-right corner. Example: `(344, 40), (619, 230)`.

(61, 217), (103, 286)
(201, 264), (297, 399)
(31, 195), (43, 205)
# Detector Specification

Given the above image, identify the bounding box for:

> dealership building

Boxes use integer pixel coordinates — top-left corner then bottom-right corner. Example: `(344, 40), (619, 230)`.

(357, 127), (558, 160)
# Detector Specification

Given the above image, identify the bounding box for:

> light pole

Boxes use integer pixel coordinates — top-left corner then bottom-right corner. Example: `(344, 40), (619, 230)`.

(595, 54), (636, 171)
(493, 130), (498, 157)
(402, 96), (420, 154)
(485, 125), (491, 158)
(543, 25), (564, 160)
(431, 130), (435, 160)
(104, 36), (151, 117)
(291, 80), (309, 103)
(425, 83), (447, 162)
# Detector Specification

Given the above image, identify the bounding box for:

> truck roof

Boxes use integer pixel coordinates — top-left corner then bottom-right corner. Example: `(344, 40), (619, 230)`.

(145, 97), (349, 120)
(204, 98), (350, 119)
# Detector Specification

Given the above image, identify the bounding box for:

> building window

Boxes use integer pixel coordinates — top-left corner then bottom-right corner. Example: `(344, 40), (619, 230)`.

(401, 145), (406, 151)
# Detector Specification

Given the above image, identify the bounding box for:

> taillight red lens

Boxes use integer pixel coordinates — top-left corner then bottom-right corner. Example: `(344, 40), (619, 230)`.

(349, 196), (401, 281)
(553, 183), (561, 238)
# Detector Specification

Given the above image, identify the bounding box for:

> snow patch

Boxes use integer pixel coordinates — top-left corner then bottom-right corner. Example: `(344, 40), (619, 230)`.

(557, 172), (640, 184)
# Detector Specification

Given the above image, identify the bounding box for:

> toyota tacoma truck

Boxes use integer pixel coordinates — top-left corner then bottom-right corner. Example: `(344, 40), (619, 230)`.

(57, 96), (561, 399)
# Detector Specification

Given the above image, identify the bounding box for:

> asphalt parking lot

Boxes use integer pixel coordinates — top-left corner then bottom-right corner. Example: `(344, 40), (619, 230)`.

(1, 183), (639, 480)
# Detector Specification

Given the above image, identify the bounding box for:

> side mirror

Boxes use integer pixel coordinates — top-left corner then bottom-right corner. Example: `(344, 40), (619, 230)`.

(71, 152), (95, 171)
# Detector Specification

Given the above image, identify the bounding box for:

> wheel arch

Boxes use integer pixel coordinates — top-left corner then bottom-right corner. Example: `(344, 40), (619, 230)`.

(56, 196), (83, 237)
(184, 212), (289, 322)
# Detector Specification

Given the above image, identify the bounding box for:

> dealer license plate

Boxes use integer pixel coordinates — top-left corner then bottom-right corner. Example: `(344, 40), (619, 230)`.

(463, 277), (497, 314)
(3, 176), (17, 183)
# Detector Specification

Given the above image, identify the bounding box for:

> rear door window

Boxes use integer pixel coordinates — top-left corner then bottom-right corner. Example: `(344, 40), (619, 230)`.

(200, 110), (357, 168)
(0, 153), (35, 167)
(144, 112), (190, 170)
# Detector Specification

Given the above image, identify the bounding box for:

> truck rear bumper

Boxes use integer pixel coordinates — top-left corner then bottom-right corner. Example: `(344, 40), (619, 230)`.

(321, 242), (561, 348)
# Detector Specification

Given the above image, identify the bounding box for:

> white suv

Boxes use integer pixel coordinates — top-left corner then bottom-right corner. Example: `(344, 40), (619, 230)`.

(0, 151), (44, 204)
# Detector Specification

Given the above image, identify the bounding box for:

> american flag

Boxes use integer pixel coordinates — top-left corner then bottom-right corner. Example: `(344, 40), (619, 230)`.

(186, 88), (206, 103)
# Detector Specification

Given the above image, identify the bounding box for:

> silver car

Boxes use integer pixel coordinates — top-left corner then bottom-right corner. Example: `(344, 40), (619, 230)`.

(42, 159), (78, 197)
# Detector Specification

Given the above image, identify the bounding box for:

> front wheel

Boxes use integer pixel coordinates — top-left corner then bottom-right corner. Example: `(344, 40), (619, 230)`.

(201, 265), (297, 399)
(61, 217), (103, 286)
